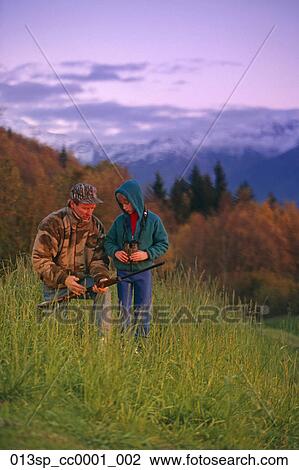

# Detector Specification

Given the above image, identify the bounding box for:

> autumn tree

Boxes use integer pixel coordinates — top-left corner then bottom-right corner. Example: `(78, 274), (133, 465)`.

(0, 158), (23, 259)
(235, 181), (255, 204)
(0, 128), (130, 257)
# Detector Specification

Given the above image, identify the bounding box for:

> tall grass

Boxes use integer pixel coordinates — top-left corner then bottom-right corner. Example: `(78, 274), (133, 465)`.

(265, 315), (299, 336)
(0, 257), (298, 449)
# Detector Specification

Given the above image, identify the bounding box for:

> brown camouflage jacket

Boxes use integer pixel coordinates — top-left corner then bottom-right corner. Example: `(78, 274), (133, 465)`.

(32, 206), (109, 288)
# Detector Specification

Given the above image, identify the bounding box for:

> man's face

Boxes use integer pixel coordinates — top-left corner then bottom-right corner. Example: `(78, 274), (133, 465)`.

(117, 194), (135, 214)
(70, 201), (96, 221)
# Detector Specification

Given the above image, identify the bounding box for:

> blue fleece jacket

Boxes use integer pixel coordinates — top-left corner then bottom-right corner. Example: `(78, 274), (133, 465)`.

(104, 179), (169, 272)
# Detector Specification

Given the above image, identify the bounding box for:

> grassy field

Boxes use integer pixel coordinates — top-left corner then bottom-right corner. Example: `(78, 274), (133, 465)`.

(0, 259), (298, 449)
(264, 315), (299, 337)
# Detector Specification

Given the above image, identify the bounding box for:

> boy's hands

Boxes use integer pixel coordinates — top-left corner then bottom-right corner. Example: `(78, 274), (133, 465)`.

(130, 250), (149, 262)
(115, 250), (129, 263)
(115, 250), (149, 263)
(128, 250), (149, 262)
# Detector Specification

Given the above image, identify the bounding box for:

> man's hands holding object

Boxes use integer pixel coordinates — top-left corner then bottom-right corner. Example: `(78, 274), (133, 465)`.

(65, 275), (86, 295)
(38, 262), (165, 309)
(65, 275), (108, 295)
(92, 278), (109, 293)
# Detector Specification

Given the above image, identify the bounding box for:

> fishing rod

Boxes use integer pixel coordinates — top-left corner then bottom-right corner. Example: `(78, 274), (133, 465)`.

(37, 261), (165, 309)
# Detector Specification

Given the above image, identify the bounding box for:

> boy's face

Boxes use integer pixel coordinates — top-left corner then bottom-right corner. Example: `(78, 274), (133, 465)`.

(117, 194), (135, 214)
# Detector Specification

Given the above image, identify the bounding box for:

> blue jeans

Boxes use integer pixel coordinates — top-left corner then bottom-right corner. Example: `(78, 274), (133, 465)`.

(117, 270), (152, 338)
(42, 276), (111, 333)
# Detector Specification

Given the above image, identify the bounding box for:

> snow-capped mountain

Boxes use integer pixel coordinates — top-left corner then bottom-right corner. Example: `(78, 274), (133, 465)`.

(69, 109), (299, 170)
(69, 125), (299, 203)
(69, 134), (299, 204)
(3, 107), (299, 202)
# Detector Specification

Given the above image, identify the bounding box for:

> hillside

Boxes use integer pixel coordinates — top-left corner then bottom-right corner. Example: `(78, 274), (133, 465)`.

(0, 127), (81, 185)
(0, 127), (129, 259)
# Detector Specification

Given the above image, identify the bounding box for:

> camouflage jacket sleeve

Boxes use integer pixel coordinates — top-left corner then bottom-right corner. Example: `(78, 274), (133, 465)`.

(88, 219), (110, 283)
(31, 214), (69, 288)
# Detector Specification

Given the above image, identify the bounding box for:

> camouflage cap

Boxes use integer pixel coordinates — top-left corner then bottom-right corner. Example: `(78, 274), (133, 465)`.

(70, 183), (103, 204)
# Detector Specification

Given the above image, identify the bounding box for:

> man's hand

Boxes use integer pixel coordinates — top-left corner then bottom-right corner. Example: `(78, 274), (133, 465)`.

(65, 275), (86, 295)
(129, 250), (149, 262)
(92, 278), (109, 294)
(115, 250), (129, 263)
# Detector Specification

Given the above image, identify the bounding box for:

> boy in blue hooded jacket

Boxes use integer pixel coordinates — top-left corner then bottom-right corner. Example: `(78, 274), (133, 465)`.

(104, 179), (169, 337)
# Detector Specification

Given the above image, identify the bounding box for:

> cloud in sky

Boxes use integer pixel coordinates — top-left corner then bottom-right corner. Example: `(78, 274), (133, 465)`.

(173, 80), (188, 86)
(4, 95), (299, 153)
(30, 101), (179, 120)
(1, 60), (299, 150)
(1, 0), (298, 115)
(26, 101), (198, 138)
(0, 61), (148, 83)
(59, 62), (148, 83)
(0, 58), (239, 87)
(0, 60), (204, 141)
(153, 58), (242, 74)
(0, 81), (82, 103)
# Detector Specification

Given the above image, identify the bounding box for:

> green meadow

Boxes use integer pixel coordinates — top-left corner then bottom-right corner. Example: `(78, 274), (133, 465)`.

(0, 259), (298, 449)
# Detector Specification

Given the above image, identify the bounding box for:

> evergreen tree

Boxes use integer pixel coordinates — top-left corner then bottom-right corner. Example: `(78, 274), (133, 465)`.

(59, 146), (68, 168)
(189, 164), (204, 213)
(202, 174), (216, 215)
(214, 161), (228, 210)
(267, 192), (278, 208)
(151, 172), (167, 201)
(235, 181), (255, 204)
(170, 178), (191, 223)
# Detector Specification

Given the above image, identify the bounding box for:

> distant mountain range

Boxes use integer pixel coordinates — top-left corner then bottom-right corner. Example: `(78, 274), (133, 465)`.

(70, 137), (299, 204)
(5, 107), (299, 203)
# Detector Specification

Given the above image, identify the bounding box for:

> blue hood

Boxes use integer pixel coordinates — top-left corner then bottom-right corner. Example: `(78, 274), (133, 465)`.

(115, 179), (144, 220)
(105, 180), (169, 270)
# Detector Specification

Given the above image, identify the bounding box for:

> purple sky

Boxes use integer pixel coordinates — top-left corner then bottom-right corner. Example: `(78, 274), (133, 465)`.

(0, 0), (299, 145)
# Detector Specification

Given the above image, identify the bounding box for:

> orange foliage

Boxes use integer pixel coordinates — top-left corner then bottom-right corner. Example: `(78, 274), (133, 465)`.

(2, 126), (299, 316)
(0, 128), (130, 259)
(172, 201), (298, 278)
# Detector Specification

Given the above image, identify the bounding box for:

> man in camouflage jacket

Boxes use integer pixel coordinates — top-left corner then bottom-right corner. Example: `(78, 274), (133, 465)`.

(32, 183), (110, 327)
